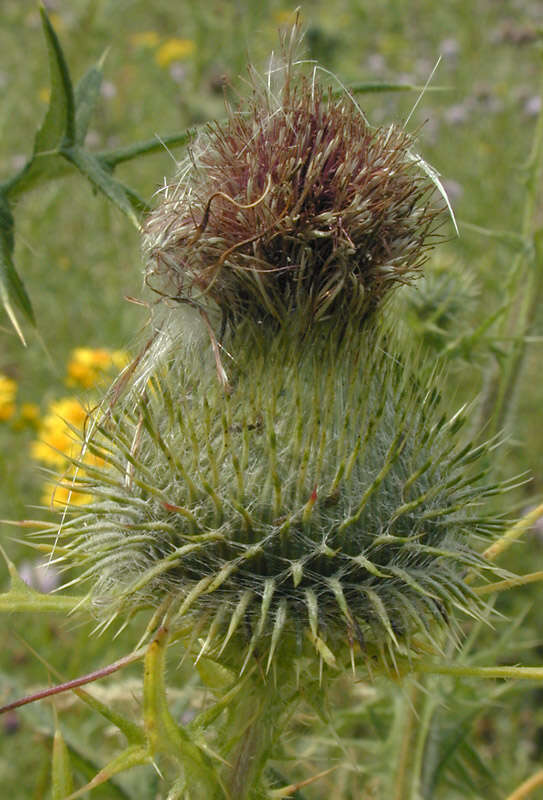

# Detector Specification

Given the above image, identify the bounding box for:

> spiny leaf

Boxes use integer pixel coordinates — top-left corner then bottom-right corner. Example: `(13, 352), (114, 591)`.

(143, 627), (222, 794)
(36, 6), (76, 153)
(54, 738), (133, 799)
(61, 146), (146, 227)
(74, 54), (106, 145)
(64, 744), (150, 800)
(0, 197), (35, 339)
(0, 545), (86, 613)
(2, 152), (72, 200)
(52, 725), (75, 800)
(195, 656), (236, 691)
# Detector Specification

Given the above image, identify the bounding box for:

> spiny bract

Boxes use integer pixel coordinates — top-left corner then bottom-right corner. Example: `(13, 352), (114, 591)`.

(51, 319), (505, 675)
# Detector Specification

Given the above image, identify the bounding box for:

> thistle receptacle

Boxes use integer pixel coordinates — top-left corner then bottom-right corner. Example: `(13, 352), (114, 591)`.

(52, 315), (506, 680)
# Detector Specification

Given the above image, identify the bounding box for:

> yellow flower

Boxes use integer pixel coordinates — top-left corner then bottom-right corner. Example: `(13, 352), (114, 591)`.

(0, 374), (17, 421)
(65, 347), (129, 389)
(21, 402), (40, 422)
(155, 38), (195, 68)
(130, 31), (160, 48)
(111, 350), (130, 369)
(38, 87), (51, 104)
(31, 397), (88, 466)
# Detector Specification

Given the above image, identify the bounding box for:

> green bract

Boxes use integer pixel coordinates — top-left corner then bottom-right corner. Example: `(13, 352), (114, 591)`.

(51, 316), (505, 677)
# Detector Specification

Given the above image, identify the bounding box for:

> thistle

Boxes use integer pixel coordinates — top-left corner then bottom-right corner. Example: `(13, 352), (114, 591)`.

(43, 25), (510, 798)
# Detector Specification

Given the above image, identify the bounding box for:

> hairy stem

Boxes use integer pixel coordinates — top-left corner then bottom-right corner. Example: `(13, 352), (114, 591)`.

(220, 683), (285, 800)
(417, 663), (543, 680)
(392, 680), (418, 800)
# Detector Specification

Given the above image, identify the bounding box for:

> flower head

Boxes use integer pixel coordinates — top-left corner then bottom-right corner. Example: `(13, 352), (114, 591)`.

(0, 373), (17, 422)
(144, 54), (442, 330)
(65, 347), (129, 389)
(155, 38), (195, 68)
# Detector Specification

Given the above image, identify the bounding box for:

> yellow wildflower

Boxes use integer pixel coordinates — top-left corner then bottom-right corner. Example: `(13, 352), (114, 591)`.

(111, 350), (130, 369)
(21, 402), (40, 422)
(0, 374), (17, 421)
(130, 31), (160, 48)
(31, 397), (88, 466)
(38, 87), (51, 104)
(65, 347), (129, 389)
(155, 38), (195, 68)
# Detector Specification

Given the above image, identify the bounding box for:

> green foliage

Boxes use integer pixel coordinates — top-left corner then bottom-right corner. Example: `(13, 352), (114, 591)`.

(0, 8), (193, 340)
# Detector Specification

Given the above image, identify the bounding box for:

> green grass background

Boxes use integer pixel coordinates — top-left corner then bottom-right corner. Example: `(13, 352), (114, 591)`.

(1, 1), (543, 797)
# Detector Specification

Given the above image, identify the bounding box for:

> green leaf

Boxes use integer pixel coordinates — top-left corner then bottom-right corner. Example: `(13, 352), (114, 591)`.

(143, 628), (222, 795)
(0, 197), (35, 340)
(3, 153), (73, 200)
(343, 81), (448, 95)
(35, 6), (76, 153)
(75, 55), (106, 145)
(0, 545), (87, 613)
(2, 8), (78, 200)
(15, 635), (145, 745)
(64, 745), (151, 800)
(52, 735), (133, 799)
(62, 146), (146, 226)
(52, 726), (75, 800)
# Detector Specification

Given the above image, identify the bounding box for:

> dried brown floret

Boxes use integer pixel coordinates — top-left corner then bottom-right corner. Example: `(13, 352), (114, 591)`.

(144, 61), (443, 329)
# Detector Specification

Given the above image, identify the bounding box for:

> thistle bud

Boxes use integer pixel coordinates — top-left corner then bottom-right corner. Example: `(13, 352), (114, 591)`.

(54, 316), (505, 677)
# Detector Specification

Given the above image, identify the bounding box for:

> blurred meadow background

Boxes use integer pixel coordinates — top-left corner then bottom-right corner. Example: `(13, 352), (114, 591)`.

(1, 0), (543, 797)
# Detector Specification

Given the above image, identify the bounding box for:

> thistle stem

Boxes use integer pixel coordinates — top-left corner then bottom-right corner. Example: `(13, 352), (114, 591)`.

(392, 679), (419, 800)
(220, 682), (287, 800)
(417, 663), (543, 680)
(475, 570), (543, 596)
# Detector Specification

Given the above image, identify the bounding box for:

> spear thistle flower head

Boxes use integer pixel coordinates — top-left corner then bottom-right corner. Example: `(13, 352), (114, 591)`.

(144, 50), (443, 329)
